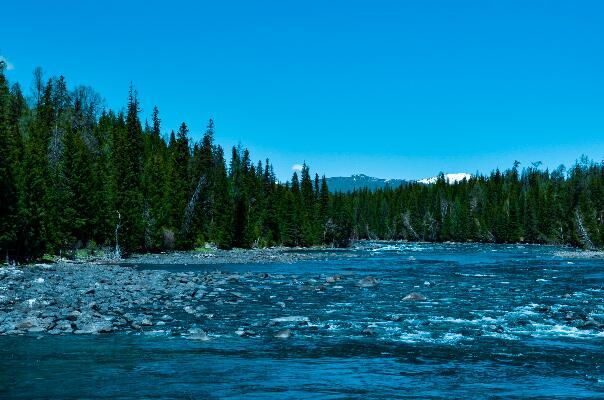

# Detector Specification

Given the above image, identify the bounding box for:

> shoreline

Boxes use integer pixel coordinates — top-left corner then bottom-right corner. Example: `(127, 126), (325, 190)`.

(5, 240), (603, 268)
(1, 242), (603, 338)
(0, 247), (348, 337)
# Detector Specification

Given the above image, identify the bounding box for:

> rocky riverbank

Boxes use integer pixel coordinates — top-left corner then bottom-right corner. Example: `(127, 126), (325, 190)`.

(553, 250), (604, 259)
(119, 246), (342, 265)
(3, 244), (604, 340)
(0, 248), (349, 337)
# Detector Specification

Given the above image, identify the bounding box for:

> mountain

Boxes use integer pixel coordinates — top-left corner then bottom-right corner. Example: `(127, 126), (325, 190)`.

(417, 173), (472, 184)
(325, 172), (472, 192)
(325, 174), (409, 192)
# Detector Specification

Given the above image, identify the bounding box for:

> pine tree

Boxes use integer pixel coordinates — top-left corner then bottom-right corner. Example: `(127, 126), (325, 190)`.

(0, 62), (20, 261)
(113, 85), (145, 254)
(19, 76), (52, 260)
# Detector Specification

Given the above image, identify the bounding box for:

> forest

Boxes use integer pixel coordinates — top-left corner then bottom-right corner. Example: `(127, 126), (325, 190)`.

(1, 63), (604, 262)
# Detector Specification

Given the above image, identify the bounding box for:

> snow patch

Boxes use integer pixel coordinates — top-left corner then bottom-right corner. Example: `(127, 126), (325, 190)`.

(418, 173), (471, 184)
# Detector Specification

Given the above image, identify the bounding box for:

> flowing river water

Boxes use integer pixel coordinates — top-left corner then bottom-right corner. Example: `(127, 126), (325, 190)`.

(1, 242), (603, 398)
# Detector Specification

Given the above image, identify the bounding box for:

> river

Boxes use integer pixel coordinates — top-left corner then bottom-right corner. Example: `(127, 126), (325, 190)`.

(1, 242), (603, 398)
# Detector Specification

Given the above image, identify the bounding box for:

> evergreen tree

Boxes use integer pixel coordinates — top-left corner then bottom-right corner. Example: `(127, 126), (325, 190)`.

(113, 85), (145, 254)
(0, 62), (19, 260)
(4, 66), (604, 261)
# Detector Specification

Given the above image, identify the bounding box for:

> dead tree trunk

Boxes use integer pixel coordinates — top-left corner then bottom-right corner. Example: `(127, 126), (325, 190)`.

(402, 211), (420, 241)
(114, 211), (122, 258)
(574, 208), (595, 250)
(180, 175), (206, 239)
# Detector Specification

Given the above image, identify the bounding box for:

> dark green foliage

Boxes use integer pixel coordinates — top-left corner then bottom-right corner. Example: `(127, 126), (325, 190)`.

(341, 161), (604, 250)
(0, 62), (20, 260)
(2, 67), (604, 262)
(112, 86), (145, 255)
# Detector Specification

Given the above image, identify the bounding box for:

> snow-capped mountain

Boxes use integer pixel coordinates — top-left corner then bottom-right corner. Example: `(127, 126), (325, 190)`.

(325, 172), (472, 192)
(417, 173), (472, 184)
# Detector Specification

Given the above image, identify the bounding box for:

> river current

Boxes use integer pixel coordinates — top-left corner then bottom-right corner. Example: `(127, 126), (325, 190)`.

(1, 242), (603, 398)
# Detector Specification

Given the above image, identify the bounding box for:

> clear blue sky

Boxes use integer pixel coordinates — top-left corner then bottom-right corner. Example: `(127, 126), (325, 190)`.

(1, 0), (603, 181)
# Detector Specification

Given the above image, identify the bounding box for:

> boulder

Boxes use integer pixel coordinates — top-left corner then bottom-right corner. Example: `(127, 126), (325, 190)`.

(187, 328), (211, 341)
(403, 292), (427, 301)
(16, 317), (52, 332)
(361, 326), (376, 336)
(66, 310), (81, 321)
(274, 329), (291, 339)
(357, 276), (379, 288)
(74, 321), (113, 334)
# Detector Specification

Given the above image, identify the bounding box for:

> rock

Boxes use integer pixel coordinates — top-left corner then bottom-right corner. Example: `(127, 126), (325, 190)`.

(34, 278), (45, 284)
(488, 324), (505, 334)
(357, 276), (379, 288)
(187, 328), (211, 341)
(274, 329), (291, 339)
(361, 326), (376, 336)
(16, 317), (47, 332)
(235, 328), (255, 337)
(579, 319), (600, 330)
(270, 316), (309, 324)
(403, 292), (427, 301)
(139, 318), (153, 326)
(24, 299), (37, 309)
(15, 318), (37, 330)
(534, 305), (551, 313)
(54, 320), (74, 332)
(326, 275), (342, 284)
(564, 311), (587, 322)
(74, 321), (113, 334)
(66, 310), (81, 321)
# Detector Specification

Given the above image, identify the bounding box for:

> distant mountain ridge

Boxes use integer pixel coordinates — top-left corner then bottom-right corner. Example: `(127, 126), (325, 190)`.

(325, 174), (409, 192)
(325, 172), (472, 192)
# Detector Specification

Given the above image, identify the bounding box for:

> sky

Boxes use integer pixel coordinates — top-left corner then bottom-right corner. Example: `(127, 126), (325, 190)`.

(1, 0), (603, 181)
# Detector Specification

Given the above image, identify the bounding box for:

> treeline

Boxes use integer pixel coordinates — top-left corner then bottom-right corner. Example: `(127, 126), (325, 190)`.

(0, 65), (351, 261)
(1, 64), (603, 262)
(342, 160), (604, 249)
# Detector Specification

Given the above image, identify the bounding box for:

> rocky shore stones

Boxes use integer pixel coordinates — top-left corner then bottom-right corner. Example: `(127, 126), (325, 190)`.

(1, 247), (603, 344)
